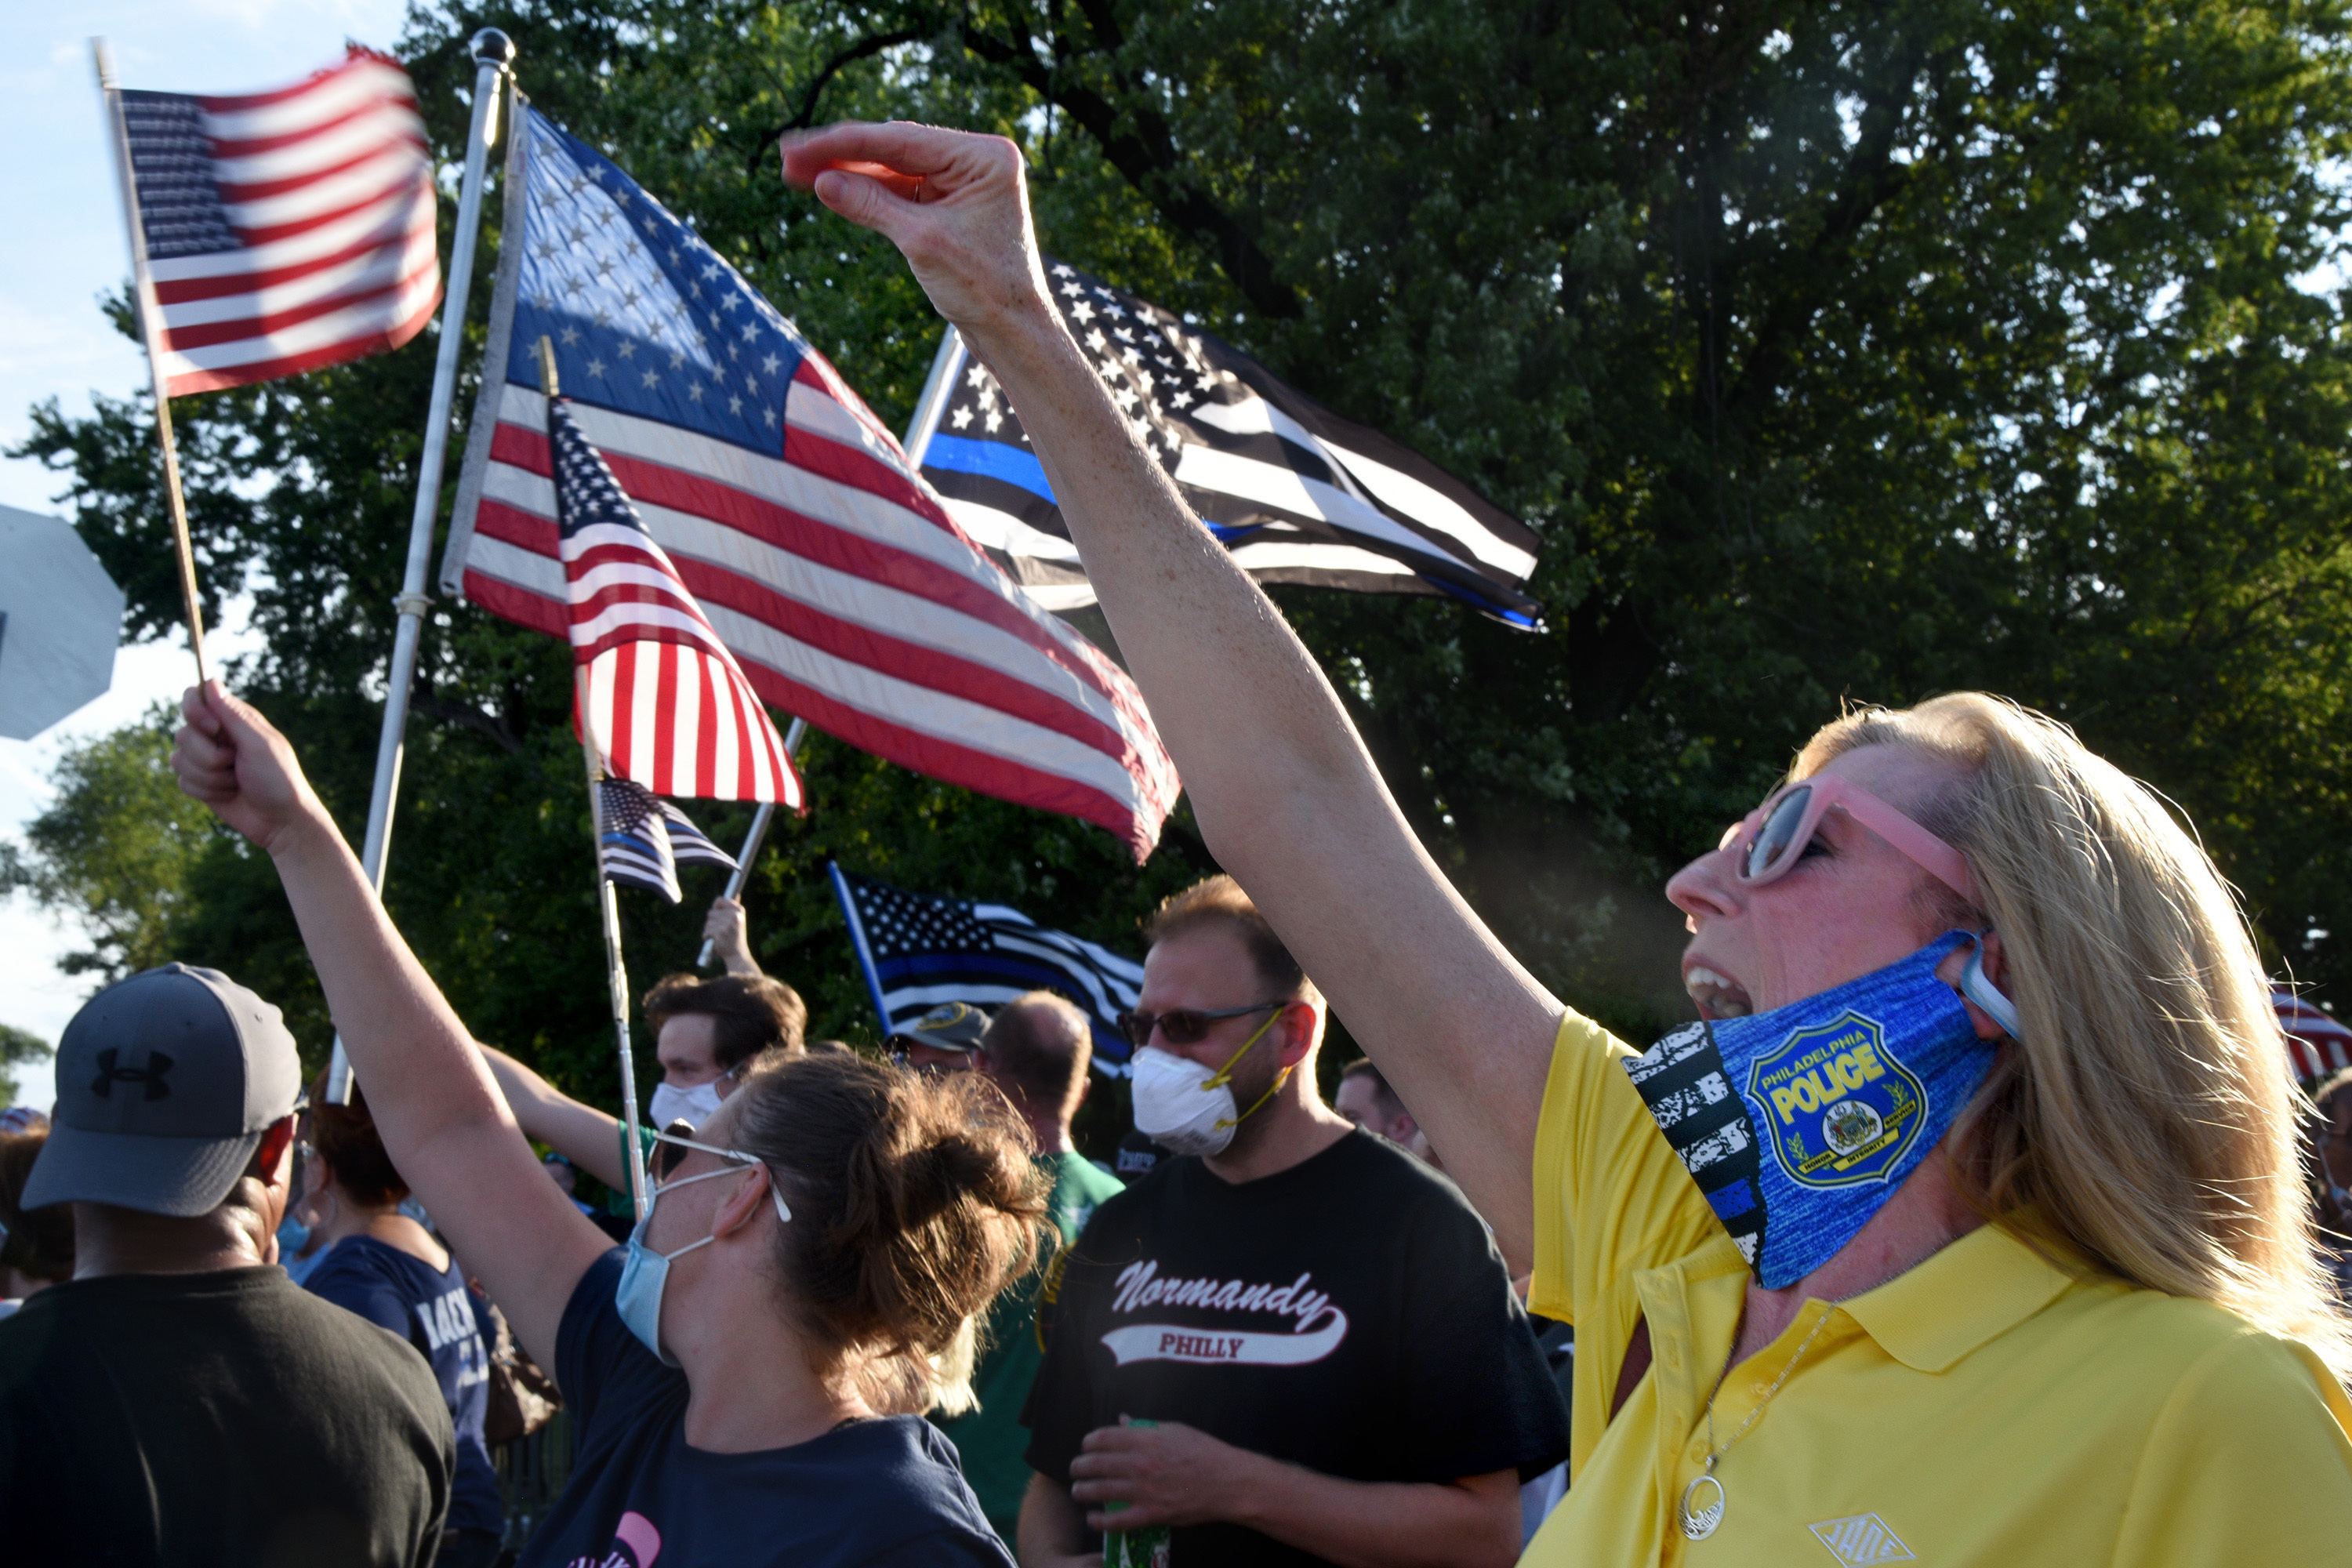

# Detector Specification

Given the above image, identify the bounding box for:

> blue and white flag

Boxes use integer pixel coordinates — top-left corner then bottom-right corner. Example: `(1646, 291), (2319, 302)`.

(597, 778), (735, 902)
(829, 865), (1145, 1072)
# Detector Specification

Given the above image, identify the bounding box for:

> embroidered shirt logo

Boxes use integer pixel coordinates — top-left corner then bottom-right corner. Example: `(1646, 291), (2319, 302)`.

(1807, 1513), (1915, 1565)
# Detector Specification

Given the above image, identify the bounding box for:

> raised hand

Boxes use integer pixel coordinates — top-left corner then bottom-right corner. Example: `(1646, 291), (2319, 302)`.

(172, 681), (330, 857)
(779, 122), (1053, 350)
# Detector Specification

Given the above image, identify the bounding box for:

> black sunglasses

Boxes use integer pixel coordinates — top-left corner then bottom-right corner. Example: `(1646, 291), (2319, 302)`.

(649, 1119), (701, 1181)
(1116, 1001), (1286, 1049)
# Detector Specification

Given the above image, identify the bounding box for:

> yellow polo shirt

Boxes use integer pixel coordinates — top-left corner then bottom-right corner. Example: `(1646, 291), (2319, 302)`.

(1524, 1008), (2352, 1566)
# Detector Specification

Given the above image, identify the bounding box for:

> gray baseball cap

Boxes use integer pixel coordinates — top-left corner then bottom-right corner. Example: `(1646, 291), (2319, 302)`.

(23, 964), (303, 1217)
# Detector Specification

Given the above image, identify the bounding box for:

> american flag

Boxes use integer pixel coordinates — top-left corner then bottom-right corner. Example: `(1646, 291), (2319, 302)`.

(114, 49), (439, 397)
(549, 397), (800, 804)
(441, 107), (1178, 862)
(2278, 987), (2352, 1083)
(829, 866), (1145, 1073)
(597, 779), (735, 902)
(913, 262), (1544, 626)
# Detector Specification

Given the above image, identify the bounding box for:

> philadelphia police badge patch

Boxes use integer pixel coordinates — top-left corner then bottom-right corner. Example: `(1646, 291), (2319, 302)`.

(1745, 1009), (1926, 1188)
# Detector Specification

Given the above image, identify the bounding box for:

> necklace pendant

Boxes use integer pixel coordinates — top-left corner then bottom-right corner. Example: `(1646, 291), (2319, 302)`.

(1680, 1473), (1726, 1541)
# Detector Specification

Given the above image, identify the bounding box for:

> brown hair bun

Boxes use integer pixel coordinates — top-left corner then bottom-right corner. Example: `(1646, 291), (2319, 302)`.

(728, 1051), (1047, 1388)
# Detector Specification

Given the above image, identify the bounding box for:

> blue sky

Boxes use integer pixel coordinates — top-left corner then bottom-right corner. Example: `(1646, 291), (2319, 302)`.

(0, 0), (410, 1049)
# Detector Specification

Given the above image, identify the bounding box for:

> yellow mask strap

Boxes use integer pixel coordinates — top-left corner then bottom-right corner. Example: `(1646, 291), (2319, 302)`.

(1204, 1005), (1297, 1131)
(1202, 1007), (1284, 1091)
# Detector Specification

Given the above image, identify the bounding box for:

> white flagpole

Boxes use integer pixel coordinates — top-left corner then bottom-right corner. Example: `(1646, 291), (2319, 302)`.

(92, 38), (209, 684)
(903, 324), (966, 468)
(692, 717), (808, 969)
(586, 737), (652, 1221)
(327, 29), (516, 1102)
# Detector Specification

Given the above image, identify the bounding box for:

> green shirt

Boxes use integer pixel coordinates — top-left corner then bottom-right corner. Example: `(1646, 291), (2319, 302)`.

(937, 1149), (1124, 1541)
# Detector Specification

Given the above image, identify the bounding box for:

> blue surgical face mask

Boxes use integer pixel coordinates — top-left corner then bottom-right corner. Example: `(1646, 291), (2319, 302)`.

(615, 1131), (792, 1366)
(1624, 931), (2015, 1289)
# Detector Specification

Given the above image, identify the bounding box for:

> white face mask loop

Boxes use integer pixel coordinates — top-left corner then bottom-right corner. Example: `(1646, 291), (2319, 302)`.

(613, 1130), (791, 1364)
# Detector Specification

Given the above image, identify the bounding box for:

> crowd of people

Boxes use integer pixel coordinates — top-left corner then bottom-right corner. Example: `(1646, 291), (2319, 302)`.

(2, 115), (2350, 1567)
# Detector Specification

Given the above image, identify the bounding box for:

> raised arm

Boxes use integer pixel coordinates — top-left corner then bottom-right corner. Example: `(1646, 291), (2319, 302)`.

(478, 1044), (629, 1192)
(781, 125), (1562, 1260)
(173, 683), (609, 1368)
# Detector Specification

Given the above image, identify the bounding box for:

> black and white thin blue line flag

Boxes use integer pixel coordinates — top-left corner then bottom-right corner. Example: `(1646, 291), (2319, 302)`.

(829, 866), (1145, 1073)
(913, 260), (1544, 628)
(597, 778), (736, 902)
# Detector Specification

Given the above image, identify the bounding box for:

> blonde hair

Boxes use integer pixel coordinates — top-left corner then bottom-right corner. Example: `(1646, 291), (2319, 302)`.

(1797, 693), (2352, 1377)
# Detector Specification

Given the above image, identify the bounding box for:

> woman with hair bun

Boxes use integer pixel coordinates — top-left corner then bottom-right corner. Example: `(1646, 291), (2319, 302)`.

(170, 686), (1045, 1568)
(774, 120), (2352, 1564)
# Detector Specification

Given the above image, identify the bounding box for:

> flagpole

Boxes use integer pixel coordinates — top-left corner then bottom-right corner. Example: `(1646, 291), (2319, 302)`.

(587, 734), (652, 1221)
(902, 324), (965, 468)
(93, 38), (208, 684)
(692, 717), (807, 968)
(326, 29), (516, 1103)
(538, 334), (652, 1221)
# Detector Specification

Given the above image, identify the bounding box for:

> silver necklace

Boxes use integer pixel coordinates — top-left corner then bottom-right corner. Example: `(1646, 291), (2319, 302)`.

(1678, 1304), (1840, 1541)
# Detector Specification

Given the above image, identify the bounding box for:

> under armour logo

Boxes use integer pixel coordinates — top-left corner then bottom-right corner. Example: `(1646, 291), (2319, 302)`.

(91, 1048), (175, 1101)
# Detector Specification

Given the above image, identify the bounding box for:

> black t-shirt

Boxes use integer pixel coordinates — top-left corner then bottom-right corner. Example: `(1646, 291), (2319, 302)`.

(517, 1248), (1014, 1568)
(305, 1236), (503, 1536)
(1023, 1129), (1570, 1568)
(0, 1265), (453, 1567)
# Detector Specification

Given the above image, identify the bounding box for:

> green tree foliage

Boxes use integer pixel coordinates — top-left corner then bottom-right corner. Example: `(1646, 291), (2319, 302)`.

(0, 709), (220, 978)
(0, 1025), (50, 1109)
(10, 0), (2352, 1131)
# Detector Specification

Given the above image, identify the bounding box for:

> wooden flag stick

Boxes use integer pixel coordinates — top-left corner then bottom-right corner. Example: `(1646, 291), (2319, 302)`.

(546, 335), (651, 1221)
(93, 37), (207, 684)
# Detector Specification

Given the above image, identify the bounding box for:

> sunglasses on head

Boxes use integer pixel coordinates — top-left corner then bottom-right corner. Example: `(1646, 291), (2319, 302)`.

(1116, 1000), (1287, 1049)
(1722, 774), (1977, 904)
(650, 1119), (731, 1183)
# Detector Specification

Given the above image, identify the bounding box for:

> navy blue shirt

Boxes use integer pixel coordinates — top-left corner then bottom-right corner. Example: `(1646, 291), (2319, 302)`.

(305, 1236), (503, 1537)
(517, 1249), (1014, 1568)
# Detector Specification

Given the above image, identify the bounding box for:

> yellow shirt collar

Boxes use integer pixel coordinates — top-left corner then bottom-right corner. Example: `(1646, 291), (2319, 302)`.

(1841, 1218), (2088, 1373)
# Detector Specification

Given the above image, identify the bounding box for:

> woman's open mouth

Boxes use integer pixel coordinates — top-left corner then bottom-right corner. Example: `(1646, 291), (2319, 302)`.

(1683, 964), (1755, 1021)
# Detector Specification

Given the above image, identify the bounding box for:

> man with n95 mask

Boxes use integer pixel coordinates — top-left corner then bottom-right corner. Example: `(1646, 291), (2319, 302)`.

(1017, 876), (1567, 1568)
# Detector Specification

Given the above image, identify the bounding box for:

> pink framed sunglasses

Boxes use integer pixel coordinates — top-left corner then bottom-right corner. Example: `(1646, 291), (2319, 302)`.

(1719, 774), (1977, 905)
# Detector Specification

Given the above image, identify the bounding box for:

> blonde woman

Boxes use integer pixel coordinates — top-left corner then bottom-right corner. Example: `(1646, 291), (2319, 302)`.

(780, 121), (2352, 1562)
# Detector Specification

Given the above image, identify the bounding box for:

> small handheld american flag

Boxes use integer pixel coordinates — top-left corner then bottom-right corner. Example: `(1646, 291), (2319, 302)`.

(112, 49), (439, 397)
(549, 394), (802, 806)
(597, 779), (735, 902)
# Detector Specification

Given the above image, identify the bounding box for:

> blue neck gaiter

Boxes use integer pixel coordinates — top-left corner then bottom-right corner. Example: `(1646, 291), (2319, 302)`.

(1623, 931), (2002, 1288)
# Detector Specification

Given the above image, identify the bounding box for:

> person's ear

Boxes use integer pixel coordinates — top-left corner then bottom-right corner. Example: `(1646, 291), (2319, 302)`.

(1276, 1002), (1317, 1069)
(711, 1164), (775, 1240)
(255, 1116), (297, 1192)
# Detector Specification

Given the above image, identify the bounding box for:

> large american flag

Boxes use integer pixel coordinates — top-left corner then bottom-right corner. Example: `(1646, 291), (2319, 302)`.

(829, 866), (1145, 1073)
(913, 263), (1544, 626)
(115, 49), (438, 397)
(550, 396), (799, 804)
(442, 107), (1178, 862)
